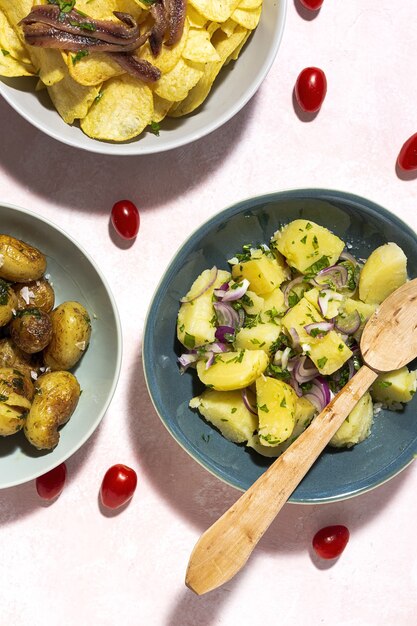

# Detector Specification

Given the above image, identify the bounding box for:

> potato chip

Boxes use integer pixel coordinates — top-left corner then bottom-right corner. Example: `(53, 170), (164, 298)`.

(206, 21), (221, 37)
(188, 0), (241, 23)
(169, 26), (247, 117)
(152, 93), (174, 123)
(0, 0), (32, 28)
(221, 19), (238, 37)
(154, 57), (203, 102)
(76, 0), (143, 21)
(231, 6), (262, 30)
(0, 49), (34, 77)
(182, 28), (220, 63)
(80, 74), (153, 141)
(186, 6), (207, 28)
(0, 9), (33, 66)
(48, 72), (100, 124)
(67, 51), (124, 86)
(237, 0), (263, 9)
(224, 28), (251, 65)
(139, 18), (189, 74)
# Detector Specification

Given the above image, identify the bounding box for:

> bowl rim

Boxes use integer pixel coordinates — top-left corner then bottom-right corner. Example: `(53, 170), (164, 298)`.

(0, 0), (287, 156)
(0, 201), (123, 489)
(143, 187), (417, 504)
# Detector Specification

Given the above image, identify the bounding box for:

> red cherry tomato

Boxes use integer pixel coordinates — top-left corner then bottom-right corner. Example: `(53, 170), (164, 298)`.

(295, 67), (327, 113)
(111, 200), (140, 240)
(36, 463), (67, 500)
(299, 0), (324, 10)
(313, 525), (350, 559)
(397, 132), (417, 171)
(100, 464), (137, 510)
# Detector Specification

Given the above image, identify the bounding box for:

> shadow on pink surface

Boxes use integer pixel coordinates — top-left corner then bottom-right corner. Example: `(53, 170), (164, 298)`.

(0, 94), (259, 215)
(130, 351), (413, 557)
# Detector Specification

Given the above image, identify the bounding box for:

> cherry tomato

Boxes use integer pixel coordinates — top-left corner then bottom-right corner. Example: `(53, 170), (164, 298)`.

(295, 67), (327, 113)
(312, 525), (350, 559)
(100, 464), (137, 510)
(299, 0), (324, 10)
(397, 132), (417, 171)
(36, 463), (67, 500)
(111, 200), (140, 240)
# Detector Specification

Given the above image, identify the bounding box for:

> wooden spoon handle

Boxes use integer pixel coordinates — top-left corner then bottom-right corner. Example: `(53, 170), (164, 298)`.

(186, 365), (378, 595)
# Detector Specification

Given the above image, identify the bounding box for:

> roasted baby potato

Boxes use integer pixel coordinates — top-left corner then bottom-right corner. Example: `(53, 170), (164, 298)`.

(0, 338), (41, 379)
(24, 371), (80, 450)
(9, 308), (53, 354)
(12, 278), (55, 313)
(0, 402), (27, 437)
(0, 279), (18, 327)
(43, 301), (91, 371)
(0, 234), (46, 282)
(0, 367), (34, 403)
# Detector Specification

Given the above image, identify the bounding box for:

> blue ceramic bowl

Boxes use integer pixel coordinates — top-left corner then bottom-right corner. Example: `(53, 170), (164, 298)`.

(143, 189), (417, 503)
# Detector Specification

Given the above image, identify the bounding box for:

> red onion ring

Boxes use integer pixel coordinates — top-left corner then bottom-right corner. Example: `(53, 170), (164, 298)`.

(242, 388), (258, 415)
(304, 321), (334, 337)
(334, 310), (361, 335)
(180, 266), (218, 303)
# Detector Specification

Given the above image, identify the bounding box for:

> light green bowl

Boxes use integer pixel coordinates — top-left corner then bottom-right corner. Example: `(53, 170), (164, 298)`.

(0, 202), (122, 489)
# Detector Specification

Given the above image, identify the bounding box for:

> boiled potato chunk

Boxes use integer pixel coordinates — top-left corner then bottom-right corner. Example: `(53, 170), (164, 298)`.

(256, 376), (297, 446)
(231, 254), (289, 295)
(177, 268), (231, 348)
(359, 243), (407, 305)
(196, 350), (268, 391)
(304, 287), (343, 320)
(309, 332), (352, 376)
(370, 366), (417, 407)
(329, 392), (373, 448)
(259, 287), (286, 322)
(272, 220), (345, 274)
(189, 389), (257, 443)
(234, 323), (281, 353)
(281, 297), (324, 344)
(240, 290), (264, 315)
(247, 396), (316, 457)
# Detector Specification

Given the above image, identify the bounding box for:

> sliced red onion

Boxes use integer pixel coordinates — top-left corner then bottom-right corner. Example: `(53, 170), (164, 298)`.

(339, 250), (359, 265)
(206, 342), (228, 353)
(281, 347), (292, 370)
(347, 358), (355, 381)
(180, 266), (217, 303)
(304, 321), (334, 337)
(213, 301), (240, 328)
(178, 352), (199, 372)
(242, 388), (258, 415)
(283, 276), (309, 306)
(318, 289), (344, 317)
(304, 377), (331, 412)
(292, 355), (319, 384)
(215, 326), (235, 343)
(313, 264), (348, 289)
(213, 283), (229, 299)
(290, 373), (303, 397)
(216, 278), (250, 302)
(334, 310), (361, 335)
(288, 327), (300, 348)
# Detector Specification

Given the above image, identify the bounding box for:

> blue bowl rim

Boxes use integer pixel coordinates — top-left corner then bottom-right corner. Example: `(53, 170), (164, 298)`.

(143, 188), (417, 504)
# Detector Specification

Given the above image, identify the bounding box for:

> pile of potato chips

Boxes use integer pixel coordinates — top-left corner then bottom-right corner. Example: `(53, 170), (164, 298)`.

(0, 0), (263, 142)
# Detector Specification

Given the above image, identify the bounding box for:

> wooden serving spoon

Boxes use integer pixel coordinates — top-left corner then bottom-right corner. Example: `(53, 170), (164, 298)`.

(186, 277), (417, 595)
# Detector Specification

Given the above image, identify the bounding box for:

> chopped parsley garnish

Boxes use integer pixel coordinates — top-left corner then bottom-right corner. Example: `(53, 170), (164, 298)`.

(0, 279), (9, 305)
(317, 356), (328, 369)
(305, 222), (313, 230)
(300, 235), (307, 244)
(280, 397), (287, 407)
(288, 292), (300, 308)
(312, 235), (319, 250)
(149, 121), (160, 136)
(1, 49), (10, 56)
(231, 408), (237, 414)
(304, 255), (330, 277)
(378, 380), (392, 388)
(258, 404), (269, 413)
(0, 394), (8, 402)
(72, 50), (89, 65)
(265, 363), (291, 382)
(183, 332), (196, 349)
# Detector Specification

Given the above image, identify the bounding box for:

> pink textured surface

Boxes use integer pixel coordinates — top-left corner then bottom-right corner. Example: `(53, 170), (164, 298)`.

(1, 1), (417, 624)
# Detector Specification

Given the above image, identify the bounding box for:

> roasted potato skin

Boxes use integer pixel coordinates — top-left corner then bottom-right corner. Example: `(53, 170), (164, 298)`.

(0, 338), (41, 379)
(0, 366), (34, 403)
(12, 279), (55, 313)
(0, 235), (46, 282)
(43, 301), (91, 371)
(0, 403), (27, 436)
(0, 279), (17, 327)
(24, 371), (80, 450)
(10, 308), (53, 354)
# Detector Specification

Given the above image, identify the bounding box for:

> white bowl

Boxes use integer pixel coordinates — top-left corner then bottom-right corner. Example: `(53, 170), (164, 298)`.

(0, 2), (287, 155)
(0, 202), (122, 489)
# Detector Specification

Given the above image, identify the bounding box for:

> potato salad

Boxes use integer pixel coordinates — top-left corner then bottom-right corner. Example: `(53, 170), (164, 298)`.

(176, 219), (417, 457)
